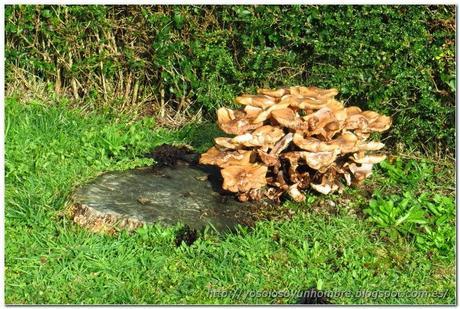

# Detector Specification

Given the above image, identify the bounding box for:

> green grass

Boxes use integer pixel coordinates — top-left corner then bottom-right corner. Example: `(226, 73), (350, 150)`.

(5, 97), (455, 304)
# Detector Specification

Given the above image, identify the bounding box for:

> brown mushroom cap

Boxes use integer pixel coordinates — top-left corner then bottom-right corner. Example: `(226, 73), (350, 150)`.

(344, 114), (369, 131)
(270, 132), (294, 155)
(199, 147), (253, 167)
(271, 108), (298, 129)
(325, 99), (345, 112)
(217, 106), (236, 124)
(264, 187), (284, 202)
(333, 108), (348, 122)
(217, 107), (263, 135)
(301, 150), (339, 170)
(344, 106), (362, 116)
(282, 151), (302, 163)
(250, 125), (285, 146)
(282, 150), (338, 171)
(252, 101), (291, 123)
(318, 106), (347, 140)
(360, 111), (380, 122)
(257, 88), (289, 98)
(310, 170), (341, 194)
(310, 182), (334, 195)
(278, 94), (302, 108)
(299, 97), (344, 111)
(347, 162), (374, 183)
(235, 95), (277, 108)
(343, 171), (352, 185)
(231, 125), (285, 148)
(293, 133), (340, 152)
(287, 184), (306, 202)
(330, 132), (359, 153)
(294, 131), (359, 154)
(353, 130), (371, 140)
(368, 115), (392, 132)
(351, 153), (387, 164)
(282, 95), (326, 110)
(357, 141), (385, 151)
(303, 107), (336, 133)
(324, 121), (341, 132)
(322, 121), (344, 140)
(257, 149), (280, 166)
(244, 105), (263, 119)
(214, 137), (239, 150)
(221, 164), (268, 192)
(266, 169), (289, 190)
(289, 86), (338, 99)
(200, 146), (222, 165)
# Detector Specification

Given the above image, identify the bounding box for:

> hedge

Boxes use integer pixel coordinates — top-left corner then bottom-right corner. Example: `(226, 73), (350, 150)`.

(5, 5), (455, 152)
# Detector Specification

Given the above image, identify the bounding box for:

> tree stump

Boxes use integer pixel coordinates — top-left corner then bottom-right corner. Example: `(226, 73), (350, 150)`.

(70, 161), (255, 233)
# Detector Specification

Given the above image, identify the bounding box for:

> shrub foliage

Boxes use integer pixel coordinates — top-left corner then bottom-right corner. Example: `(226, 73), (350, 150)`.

(5, 5), (455, 152)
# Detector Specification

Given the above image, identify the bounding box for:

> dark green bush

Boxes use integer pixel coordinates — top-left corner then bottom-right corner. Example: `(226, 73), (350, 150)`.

(5, 5), (455, 152)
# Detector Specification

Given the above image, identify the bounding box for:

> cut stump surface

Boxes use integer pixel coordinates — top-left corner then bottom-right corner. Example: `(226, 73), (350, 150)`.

(70, 162), (255, 233)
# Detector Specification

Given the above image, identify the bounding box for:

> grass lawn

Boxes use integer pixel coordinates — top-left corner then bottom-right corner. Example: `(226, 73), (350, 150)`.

(4, 97), (455, 304)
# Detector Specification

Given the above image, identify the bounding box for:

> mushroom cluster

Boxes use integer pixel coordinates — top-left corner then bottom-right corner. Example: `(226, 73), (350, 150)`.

(199, 86), (391, 203)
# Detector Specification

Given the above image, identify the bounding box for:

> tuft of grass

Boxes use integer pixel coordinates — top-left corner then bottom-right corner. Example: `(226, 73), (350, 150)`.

(5, 97), (455, 304)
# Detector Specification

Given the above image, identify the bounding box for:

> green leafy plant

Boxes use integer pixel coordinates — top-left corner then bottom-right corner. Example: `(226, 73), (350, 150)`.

(366, 192), (427, 230)
(365, 159), (455, 259)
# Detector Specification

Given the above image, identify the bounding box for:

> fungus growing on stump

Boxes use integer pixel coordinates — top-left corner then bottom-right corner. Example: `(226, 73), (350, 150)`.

(199, 86), (392, 202)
